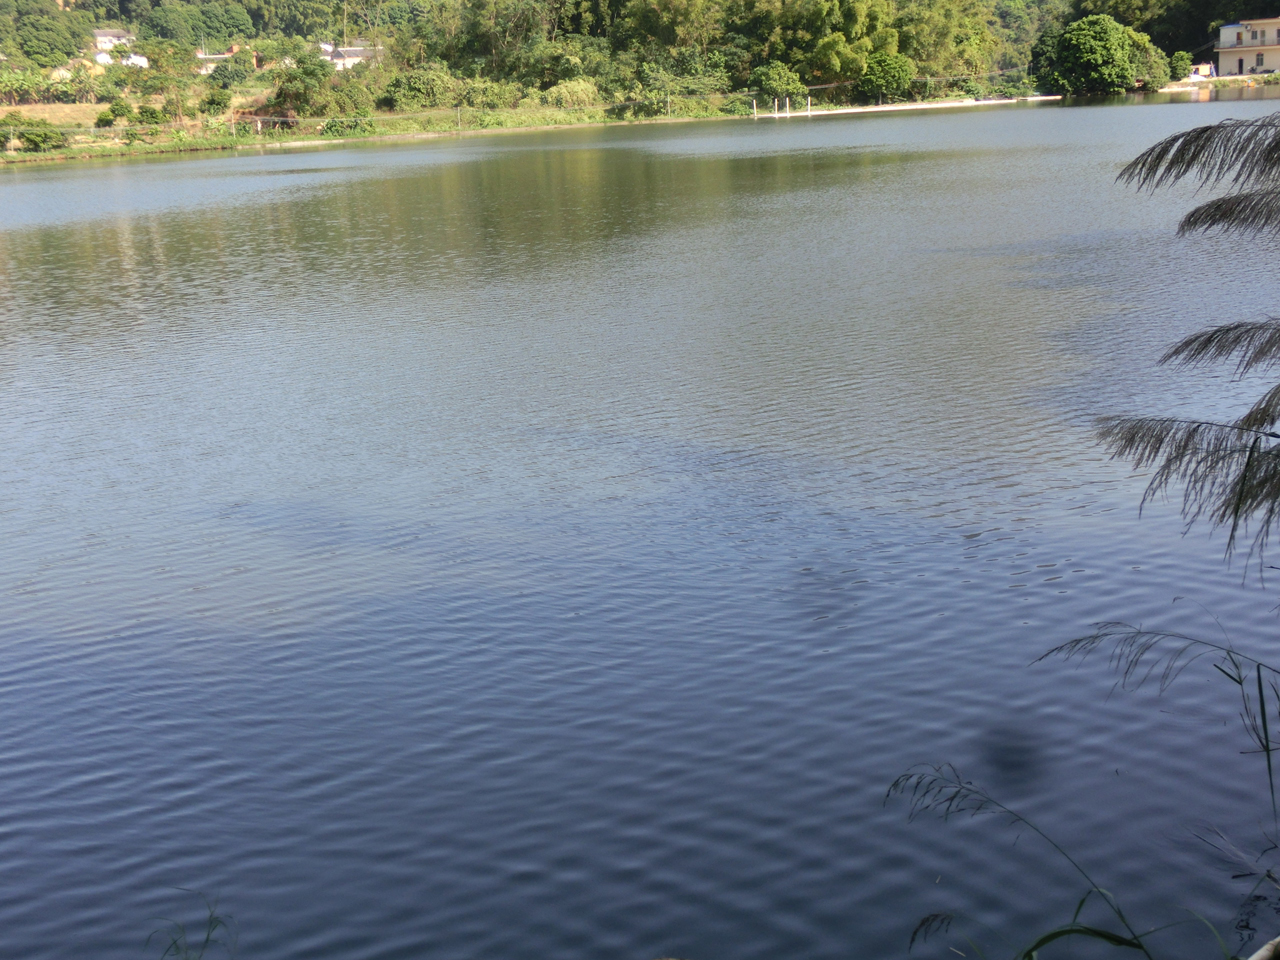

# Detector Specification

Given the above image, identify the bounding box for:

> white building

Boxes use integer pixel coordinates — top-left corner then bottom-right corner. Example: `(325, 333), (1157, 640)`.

(196, 48), (235, 74)
(318, 41), (379, 70)
(1218, 17), (1280, 75)
(96, 52), (148, 68)
(92, 28), (135, 52)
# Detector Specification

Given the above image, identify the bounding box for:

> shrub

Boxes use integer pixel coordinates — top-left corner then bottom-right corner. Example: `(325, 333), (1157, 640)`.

(461, 79), (523, 109)
(109, 98), (135, 119)
(329, 82), (374, 117)
(385, 65), (458, 109)
(208, 61), (250, 88)
(749, 61), (807, 103)
(540, 77), (598, 107)
(859, 51), (914, 102)
(95, 77), (126, 103)
(199, 87), (232, 113)
(267, 49), (335, 117)
(0, 111), (67, 150)
(321, 115), (374, 135)
(991, 75), (1035, 98)
(137, 104), (164, 123)
(1128, 29), (1170, 90)
(94, 109), (116, 127)
(1170, 49), (1192, 81)
(161, 94), (189, 118)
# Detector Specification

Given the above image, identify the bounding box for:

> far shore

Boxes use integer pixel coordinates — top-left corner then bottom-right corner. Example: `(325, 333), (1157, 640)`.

(22, 78), (1280, 171)
(2, 94), (1065, 168)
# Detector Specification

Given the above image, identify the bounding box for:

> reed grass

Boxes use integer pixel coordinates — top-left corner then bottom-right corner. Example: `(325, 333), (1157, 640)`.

(146, 893), (236, 960)
(889, 765), (1172, 959)
(1041, 621), (1280, 824)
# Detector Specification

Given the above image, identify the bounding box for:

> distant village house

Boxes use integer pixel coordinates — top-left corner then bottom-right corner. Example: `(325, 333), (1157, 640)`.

(92, 29), (135, 52)
(1218, 17), (1280, 75)
(195, 45), (242, 74)
(317, 41), (379, 70)
(93, 50), (149, 67)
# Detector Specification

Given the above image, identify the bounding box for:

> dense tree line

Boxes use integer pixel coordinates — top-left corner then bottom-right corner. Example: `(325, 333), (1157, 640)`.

(0, 0), (1068, 103)
(1030, 12), (1170, 92)
(1070, 0), (1268, 61)
(0, 0), (1261, 125)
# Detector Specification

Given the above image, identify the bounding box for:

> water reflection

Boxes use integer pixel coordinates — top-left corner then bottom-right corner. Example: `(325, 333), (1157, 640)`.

(1, 100), (1279, 960)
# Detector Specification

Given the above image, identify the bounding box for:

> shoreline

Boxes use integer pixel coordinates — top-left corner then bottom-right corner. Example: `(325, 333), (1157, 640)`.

(1, 95), (1063, 168)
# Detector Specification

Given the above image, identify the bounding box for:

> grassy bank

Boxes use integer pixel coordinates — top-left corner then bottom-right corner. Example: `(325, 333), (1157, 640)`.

(1, 94), (1049, 165)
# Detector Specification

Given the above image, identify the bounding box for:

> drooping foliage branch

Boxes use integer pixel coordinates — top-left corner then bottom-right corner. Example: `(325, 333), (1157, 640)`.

(1122, 116), (1280, 235)
(1096, 320), (1280, 561)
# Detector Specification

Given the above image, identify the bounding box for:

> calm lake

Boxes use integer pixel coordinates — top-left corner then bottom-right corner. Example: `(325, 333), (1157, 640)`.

(3, 97), (1280, 959)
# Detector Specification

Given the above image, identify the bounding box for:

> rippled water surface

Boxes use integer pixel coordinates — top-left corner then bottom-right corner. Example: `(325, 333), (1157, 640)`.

(4, 100), (1280, 959)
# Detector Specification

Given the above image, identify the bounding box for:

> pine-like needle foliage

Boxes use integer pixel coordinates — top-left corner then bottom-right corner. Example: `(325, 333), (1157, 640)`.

(1097, 320), (1280, 561)
(1119, 113), (1280, 235)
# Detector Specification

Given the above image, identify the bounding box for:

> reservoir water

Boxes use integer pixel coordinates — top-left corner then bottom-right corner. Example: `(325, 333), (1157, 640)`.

(3, 98), (1280, 959)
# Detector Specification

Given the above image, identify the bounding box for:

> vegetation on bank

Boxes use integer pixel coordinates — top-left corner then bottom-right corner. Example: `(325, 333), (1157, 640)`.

(0, 0), (1266, 165)
(0, 0), (1256, 163)
(1030, 12), (1171, 92)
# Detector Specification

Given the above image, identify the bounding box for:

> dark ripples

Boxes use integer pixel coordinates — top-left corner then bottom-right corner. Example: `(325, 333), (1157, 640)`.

(0, 100), (1277, 959)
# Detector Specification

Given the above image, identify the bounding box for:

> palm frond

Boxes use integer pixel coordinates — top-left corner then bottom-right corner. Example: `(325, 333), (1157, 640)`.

(1179, 189), (1280, 236)
(1239, 381), (1280, 431)
(1160, 320), (1280, 377)
(1119, 114), (1280, 191)
(1095, 415), (1280, 558)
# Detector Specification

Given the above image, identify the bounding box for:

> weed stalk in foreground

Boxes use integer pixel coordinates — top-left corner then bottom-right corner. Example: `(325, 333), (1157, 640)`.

(146, 892), (236, 960)
(888, 763), (1171, 959)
